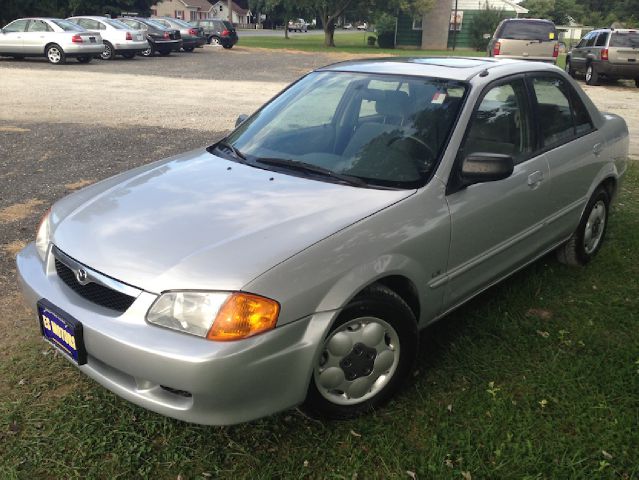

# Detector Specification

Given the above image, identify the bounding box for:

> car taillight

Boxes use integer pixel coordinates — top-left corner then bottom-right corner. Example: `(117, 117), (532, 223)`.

(222, 29), (229, 36)
(188, 28), (198, 36)
(71, 34), (83, 43)
(493, 41), (501, 56)
(163, 31), (170, 39)
(125, 31), (133, 40)
(601, 48), (608, 60)
(553, 43), (559, 58)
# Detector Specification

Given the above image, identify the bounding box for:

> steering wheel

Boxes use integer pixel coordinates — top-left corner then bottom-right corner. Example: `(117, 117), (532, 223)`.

(387, 135), (437, 170)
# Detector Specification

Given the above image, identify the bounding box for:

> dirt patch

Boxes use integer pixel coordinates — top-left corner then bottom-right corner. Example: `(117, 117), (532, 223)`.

(0, 199), (45, 223)
(1, 240), (27, 258)
(65, 179), (95, 191)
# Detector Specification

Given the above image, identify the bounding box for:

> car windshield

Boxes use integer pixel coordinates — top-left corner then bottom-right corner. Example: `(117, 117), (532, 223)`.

(51, 19), (85, 31)
(610, 32), (639, 47)
(144, 19), (167, 29)
(104, 18), (129, 29)
(500, 21), (556, 41)
(222, 72), (467, 189)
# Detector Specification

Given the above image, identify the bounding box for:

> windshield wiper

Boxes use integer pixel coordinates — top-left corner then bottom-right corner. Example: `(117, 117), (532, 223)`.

(211, 140), (246, 161)
(255, 157), (368, 187)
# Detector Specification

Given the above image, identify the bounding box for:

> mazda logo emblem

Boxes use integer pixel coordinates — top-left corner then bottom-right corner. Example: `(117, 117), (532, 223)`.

(76, 268), (89, 284)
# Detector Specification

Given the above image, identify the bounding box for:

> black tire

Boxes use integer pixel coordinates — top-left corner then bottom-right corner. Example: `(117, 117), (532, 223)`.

(635, 78), (639, 88)
(140, 46), (153, 57)
(121, 52), (136, 59)
(302, 284), (418, 420)
(76, 56), (92, 64)
(556, 187), (610, 266)
(585, 63), (599, 85)
(222, 44), (233, 49)
(158, 49), (171, 56)
(183, 47), (195, 52)
(565, 58), (575, 78)
(45, 44), (66, 64)
(101, 41), (114, 60)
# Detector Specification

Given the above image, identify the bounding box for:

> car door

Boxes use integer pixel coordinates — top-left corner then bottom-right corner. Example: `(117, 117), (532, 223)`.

(570, 33), (592, 71)
(528, 73), (602, 240)
(444, 77), (553, 308)
(22, 19), (54, 54)
(0, 19), (29, 54)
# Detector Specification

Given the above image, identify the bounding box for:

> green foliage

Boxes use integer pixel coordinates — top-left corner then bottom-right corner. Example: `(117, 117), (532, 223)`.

(374, 12), (397, 34)
(468, 5), (507, 51)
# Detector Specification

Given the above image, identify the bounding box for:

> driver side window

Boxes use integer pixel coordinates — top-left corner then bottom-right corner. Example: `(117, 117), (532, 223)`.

(462, 79), (532, 164)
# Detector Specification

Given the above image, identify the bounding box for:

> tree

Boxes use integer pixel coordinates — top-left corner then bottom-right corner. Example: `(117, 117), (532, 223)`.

(468, 4), (506, 51)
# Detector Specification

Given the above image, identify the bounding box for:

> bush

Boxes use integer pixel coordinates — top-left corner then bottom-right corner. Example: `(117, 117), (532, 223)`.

(367, 35), (376, 46)
(469, 5), (507, 51)
(375, 13), (397, 48)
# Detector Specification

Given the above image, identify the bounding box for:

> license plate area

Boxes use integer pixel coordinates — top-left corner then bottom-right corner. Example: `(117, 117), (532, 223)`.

(38, 299), (87, 365)
(89, 37), (96, 43)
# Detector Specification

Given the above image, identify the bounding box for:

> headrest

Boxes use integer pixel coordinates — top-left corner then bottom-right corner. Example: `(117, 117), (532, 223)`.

(374, 90), (410, 117)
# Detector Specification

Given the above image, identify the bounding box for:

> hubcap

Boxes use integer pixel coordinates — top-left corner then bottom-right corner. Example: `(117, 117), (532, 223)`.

(48, 47), (61, 63)
(212, 38), (220, 45)
(101, 44), (111, 59)
(586, 67), (592, 82)
(142, 47), (151, 56)
(584, 200), (606, 254)
(314, 317), (400, 405)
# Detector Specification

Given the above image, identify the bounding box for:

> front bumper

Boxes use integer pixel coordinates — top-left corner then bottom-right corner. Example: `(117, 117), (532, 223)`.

(17, 243), (332, 425)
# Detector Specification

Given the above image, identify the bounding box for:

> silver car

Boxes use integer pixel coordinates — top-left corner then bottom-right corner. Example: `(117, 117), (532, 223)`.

(17, 58), (628, 425)
(66, 16), (148, 60)
(0, 17), (104, 64)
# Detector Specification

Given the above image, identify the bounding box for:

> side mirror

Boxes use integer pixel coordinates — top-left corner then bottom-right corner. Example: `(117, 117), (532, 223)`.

(235, 114), (248, 128)
(460, 153), (514, 186)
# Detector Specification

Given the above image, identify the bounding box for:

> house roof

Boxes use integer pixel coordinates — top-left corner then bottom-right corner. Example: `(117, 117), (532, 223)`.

(211, 0), (249, 15)
(450, 0), (528, 14)
(183, 0), (215, 11)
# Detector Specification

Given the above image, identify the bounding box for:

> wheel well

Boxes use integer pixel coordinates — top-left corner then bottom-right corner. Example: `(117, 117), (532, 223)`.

(600, 177), (617, 202)
(43, 42), (58, 54)
(372, 276), (420, 321)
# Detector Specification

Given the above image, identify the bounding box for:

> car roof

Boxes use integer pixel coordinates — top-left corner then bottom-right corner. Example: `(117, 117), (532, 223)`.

(501, 18), (555, 24)
(68, 16), (110, 20)
(318, 57), (561, 82)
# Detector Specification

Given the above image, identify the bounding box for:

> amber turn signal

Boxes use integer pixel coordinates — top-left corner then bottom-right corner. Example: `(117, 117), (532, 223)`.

(207, 293), (280, 341)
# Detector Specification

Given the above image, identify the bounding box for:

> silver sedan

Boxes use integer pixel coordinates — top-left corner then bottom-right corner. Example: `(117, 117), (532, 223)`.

(17, 58), (628, 425)
(66, 16), (148, 60)
(0, 17), (104, 64)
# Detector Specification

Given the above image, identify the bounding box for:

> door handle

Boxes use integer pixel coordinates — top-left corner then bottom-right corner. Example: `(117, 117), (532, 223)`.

(527, 170), (544, 187)
(592, 143), (603, 156)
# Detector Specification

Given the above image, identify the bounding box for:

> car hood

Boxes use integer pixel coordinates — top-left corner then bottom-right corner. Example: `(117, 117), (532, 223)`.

(51, 150), (414, 294)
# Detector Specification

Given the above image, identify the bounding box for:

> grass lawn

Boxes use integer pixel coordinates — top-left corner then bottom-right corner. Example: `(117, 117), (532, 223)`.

(1, 162), (637, 479)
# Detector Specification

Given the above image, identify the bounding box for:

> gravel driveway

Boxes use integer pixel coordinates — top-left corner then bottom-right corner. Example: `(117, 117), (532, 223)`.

(0, 47), (637, 341)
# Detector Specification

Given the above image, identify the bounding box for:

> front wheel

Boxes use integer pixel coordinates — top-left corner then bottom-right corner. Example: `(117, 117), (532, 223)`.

(585, 64), (599, 85)
(302, 284), (418, 419)
(46, 44), (65, 64)
(557, 187), (610, 266)
(140, 47), (153, 57)
(101, 41), (114, 60)
(210, 36), (221, 46)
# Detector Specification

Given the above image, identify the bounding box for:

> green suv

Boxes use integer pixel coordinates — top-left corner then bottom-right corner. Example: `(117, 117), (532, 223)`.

(566, 28), (639, 87)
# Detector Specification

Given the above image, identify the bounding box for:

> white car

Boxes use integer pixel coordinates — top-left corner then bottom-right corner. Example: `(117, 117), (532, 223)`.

(357, 22), (368, 31)
(67, 16), (148, 60)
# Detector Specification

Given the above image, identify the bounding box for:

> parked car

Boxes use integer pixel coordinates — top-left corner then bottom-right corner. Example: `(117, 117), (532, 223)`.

(357, 22), (368, 31)
(192, 18), (238, 48)
(565, 28), (639, 87)
(66, 16), (148, 60)
(117, 17), (181, 56)
(151, 17), (206, 52)
(488, 18), (559, 63)
(0, 17), (104, 64)
(17, 58), (628, 425)
(343, 23), (353, 30)
(288, 19), (308, 32)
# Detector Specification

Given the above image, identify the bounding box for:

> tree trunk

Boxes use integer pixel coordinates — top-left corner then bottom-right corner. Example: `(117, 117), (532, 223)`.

(323, 19), (335, 47)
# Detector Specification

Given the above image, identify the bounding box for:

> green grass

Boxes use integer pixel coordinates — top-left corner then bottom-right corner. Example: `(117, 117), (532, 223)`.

(1, 165), (637, 479)
(239, 31), (488, 57)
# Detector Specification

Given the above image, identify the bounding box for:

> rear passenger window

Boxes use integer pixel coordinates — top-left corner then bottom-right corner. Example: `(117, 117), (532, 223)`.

(585, 33), (597, 47)
(595, 32), (608, 47)
(463, 80), (532, 163)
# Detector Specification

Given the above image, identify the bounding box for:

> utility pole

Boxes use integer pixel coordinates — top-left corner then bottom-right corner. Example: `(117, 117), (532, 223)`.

(452, 0), (458, 51)
(228, 0), (232, 23)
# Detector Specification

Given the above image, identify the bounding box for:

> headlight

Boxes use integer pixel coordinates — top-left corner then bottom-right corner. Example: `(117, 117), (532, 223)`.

(146, 291), (280, 341)
(35, 209), (51, 261)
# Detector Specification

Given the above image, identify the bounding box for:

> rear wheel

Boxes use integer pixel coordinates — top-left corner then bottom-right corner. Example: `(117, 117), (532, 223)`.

(46, 44), (65, 64)
(76, 56), (92, 63)
(121, 52), (136, 59)
(158, 49), (171, 56)
(210, 36), (221, 46)
(222, 44), (233, 49)
(140, 46), (153, 57)
(101, 41), (114, 60)
(302, 284), (418, 419)
(557, 187), (610, 266)
(585, 63), (599, 85)
(183, 47), (195, 52)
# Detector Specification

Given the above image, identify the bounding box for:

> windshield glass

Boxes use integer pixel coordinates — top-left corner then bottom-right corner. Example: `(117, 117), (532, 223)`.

(144, 18), (167, 29)
(171, 18), (192, 28)
(104, 18), (129, 29)
(224, 72), (467, 189)
(500, 21), (556, 41)
(51, 19), (85, 31)
(610, 32), (639, 47)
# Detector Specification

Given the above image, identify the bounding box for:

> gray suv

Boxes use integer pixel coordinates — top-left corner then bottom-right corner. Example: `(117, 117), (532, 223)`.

(566, 28), (639, 87)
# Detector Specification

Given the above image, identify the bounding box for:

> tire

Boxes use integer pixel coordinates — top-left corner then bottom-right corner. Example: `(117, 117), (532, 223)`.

(121, 52), (136, 59)
(158, 49), (171, 56)
(635, 78), (639, 88)
(222, 44), (233, 49)
(556, 187), (610, 266)
(183, 47), (195, 52)
(140, 46), (153, 57)
(585, 63), (599, 85)
(46, 44), (65, 64)
(210, 36), (221, 46)
(302, 284), (418, 419)
(101, 41), (114, 60)
(565, 58), (575, 78)
(76, 56), (92, 64)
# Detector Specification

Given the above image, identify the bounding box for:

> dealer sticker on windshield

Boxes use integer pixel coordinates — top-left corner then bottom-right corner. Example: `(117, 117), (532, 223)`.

(431, 91), (447, 104)
(38, 300), (87, 365)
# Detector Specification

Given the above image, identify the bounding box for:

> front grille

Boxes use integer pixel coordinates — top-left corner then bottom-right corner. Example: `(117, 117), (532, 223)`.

(54, 259), (136, 313)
